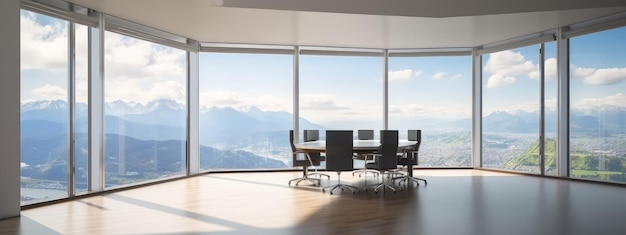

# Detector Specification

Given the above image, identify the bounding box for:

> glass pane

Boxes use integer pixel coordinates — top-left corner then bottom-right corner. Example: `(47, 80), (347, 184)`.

(299, 55), (384, 136)
(199, 53), (293, 170)
(544, 42), (558, 176)
(388, 56), (472, 167)
(20, 10), (69, 204)
(104, 31), (187, 188)
(299, 55), (383, 169)
(482, 45), (541, 174)
(569, 26), (626, 183)
(75, 24), (89, 193)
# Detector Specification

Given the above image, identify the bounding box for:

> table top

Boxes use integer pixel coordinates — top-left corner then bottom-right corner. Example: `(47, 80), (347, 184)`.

(294, 139), (417, 152)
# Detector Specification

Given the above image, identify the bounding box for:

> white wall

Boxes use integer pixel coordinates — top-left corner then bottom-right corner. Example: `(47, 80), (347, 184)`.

(0, 0), (21, 219)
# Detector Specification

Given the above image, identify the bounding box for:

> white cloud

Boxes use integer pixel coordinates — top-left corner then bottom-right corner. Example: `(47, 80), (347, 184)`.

(545, 58), (558, 81)
(31, 84), (67, 100)
(572, 67), (626, 85)
(484, 50), (538, 88)
(200, 90), (244, 108)
(450, 74), (463, 80)
(486, 74), (516, 88)
(21, 11), (187, 105)
(388, 69), (421, 82)
(572, 93), (626, 110)
(389, 103), (470, 119)
(432, 72), (445, 80)
(299, 94), (349, 110)
(20, 11), (68, 72)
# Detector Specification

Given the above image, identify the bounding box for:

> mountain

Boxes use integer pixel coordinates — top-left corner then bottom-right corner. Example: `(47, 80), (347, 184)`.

(21, 99), (324, 145)
(21, 133), (287, 186)
(121, 99), (187, 128)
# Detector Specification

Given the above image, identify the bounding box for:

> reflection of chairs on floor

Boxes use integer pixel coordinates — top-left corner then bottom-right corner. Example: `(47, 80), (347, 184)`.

(353, 129), (379, 177)
(392, 129), (428, 186)
(322, 130), (359, 194)
(288, 130), (322, 186)
(366, 130), (402, 193)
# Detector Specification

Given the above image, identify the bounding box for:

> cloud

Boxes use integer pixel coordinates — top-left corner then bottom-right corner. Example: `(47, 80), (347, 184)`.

(450, 74), (463, 80)
(571, 66), (626, 85)
(432, 72), (445, 80)
(21, 11), (187, 105)
(20, 11), (68, 72)
(31, 84), (67, 100)
(572, 93), (626, 110)
(299, 94), (349, 110)
(545, 58), (558, 80)
(200, 90), (244, 108)
(483, 50), (538, 88)
(388, 69), (421, 82)
(389, 103), (470, 119)
(486, 74), (516, 88)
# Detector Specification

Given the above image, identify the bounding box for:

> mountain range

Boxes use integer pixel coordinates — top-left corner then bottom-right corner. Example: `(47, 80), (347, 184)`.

(20, 99), (324, 146)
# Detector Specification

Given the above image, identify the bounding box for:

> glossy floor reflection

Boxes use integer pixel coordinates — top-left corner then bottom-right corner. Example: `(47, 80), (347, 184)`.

(3, 170), (626, 235)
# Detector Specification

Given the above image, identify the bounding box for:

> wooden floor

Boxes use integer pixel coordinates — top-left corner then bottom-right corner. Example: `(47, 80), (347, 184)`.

(2, 169), (626, 235)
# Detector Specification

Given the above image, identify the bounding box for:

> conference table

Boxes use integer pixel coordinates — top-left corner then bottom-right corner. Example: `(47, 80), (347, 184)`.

(294, 139), (417, 154)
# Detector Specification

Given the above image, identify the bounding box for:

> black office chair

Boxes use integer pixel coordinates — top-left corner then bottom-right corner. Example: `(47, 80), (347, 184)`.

(353, 129), (379, 177)
(288, 130), (322, 186)
(365, 130), (402, 193)
(322, 130), (359, 194)
(303, 130), (330, 179)
(392, 129), (427, 185)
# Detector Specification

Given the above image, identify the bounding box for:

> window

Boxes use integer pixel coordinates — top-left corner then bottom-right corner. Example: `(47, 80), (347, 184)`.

(388, 55), (472, 167)
(482, 45), (542, 173)
(299, 54), (384, 139)
(569, 26), (626, 183)
(104, 31), (187, 187)
(298, 54), (383, 169)
(20, 10), (70, 203)
(199, 52), (293, 170)
(544, 42), (558, 176)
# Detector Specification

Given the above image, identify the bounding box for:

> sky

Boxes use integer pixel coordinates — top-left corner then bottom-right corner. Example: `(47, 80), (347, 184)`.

(20, 9), (626, 129)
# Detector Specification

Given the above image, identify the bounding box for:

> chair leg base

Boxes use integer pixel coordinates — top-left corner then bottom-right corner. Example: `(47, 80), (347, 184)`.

(372, 183), (401, 193)
(352, 169), (379, 177)
(392, 175), (427, 186)
(308, 172), (331, 179)
(322, 184), (359, 195)
(289, 176), (321, 186)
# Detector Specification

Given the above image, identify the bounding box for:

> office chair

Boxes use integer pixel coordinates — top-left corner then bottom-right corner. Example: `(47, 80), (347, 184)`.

(353, 129), (379, 177)
(322, 130), (359, 194)
(365, 130), (402, 193)
(392, 129), (427, 185)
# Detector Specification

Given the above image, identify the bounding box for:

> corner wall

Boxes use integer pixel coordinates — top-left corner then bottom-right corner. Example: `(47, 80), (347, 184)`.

(0, 0), (22, 219)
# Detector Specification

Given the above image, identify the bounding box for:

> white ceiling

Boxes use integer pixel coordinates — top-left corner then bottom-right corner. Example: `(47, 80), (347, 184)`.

(65, 0), (626, 49)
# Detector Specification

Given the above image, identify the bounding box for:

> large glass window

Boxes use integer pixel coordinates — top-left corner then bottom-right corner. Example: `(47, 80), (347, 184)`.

(482, 45), (542, 173)
(74, 24), (89, 194)
(20, 10), (70, 203)
(199, 52), (293, 170)
(299, 54), (384, 138)
(569, 26), (626, 183)
(104, 31), (187, 188)
(388, 56), (472, 167)
(544, 42), (558, 176)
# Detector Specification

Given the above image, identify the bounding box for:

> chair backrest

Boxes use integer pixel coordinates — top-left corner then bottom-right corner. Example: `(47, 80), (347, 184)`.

(303, 130), (321, 164)
(357, 129), (374, 140)
(408, 129), (422, 152)
(407, 129), (421, 164)
(289, 130), (297, 152)
(290, 130), (314, 167)
(325, 130), (354, 172)
(303, 129), (319, 142)
(377, 130), (399, 170)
